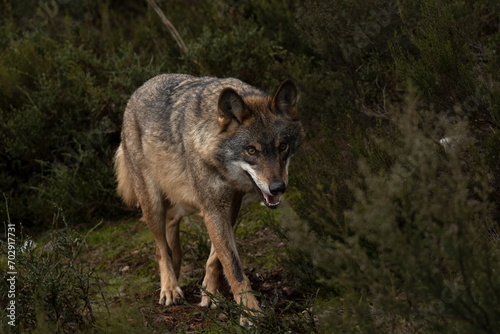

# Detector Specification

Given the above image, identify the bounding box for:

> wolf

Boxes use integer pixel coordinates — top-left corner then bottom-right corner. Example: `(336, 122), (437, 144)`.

(114, 74), (304, 319)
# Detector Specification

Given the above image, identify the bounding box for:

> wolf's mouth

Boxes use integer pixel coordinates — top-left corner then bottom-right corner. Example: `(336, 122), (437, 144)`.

(245, 172), (281, 209)
(261, 191), (281, 208)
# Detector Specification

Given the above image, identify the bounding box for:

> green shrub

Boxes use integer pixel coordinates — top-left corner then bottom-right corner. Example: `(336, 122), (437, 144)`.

(287, 90), (500, 332)
(286, 3), (500, 332)
(0, 204), (104, 333)
(180, 23), (290, 91)
(297, 0), (401, 119)
(289, 0), (404, 234)
(192, 289), (317, 334)
(391, 0), (500, 204)
(0, 19), (165, 226)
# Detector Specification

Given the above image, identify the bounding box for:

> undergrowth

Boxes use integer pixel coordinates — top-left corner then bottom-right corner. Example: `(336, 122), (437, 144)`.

(286, 89), (500, 333)
(0, 201), (105, 333)
(1, 198), (317, 333)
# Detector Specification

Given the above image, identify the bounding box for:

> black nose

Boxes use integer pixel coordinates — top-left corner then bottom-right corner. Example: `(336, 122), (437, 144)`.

(269, 181), (286, 195)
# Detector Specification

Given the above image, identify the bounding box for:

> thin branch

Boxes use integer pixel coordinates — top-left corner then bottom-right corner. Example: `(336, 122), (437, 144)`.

(145, 0), (188, 54)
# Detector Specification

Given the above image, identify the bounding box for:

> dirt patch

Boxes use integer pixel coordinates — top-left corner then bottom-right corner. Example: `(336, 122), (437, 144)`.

(88, 210), (312, 332)
(129, 270), (304, 333)
(108, 267), (307, 332)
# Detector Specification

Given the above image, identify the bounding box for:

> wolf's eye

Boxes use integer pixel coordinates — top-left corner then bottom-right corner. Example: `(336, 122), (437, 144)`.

(279, 143), (288, 151)
(247, 146), (257, 155)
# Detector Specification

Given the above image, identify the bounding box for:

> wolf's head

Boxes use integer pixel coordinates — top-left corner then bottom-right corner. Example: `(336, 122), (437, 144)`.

(217, 80), (304, 208)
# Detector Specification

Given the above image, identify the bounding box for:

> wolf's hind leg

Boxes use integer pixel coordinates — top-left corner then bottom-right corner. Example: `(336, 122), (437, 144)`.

(199, 243), (222, 308)
(141, 190), (184, 306)
(165, 206), (183, 279)
(155, 243), (184, 305)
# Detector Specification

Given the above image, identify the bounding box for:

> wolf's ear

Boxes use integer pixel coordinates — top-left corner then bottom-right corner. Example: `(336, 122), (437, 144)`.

(218, 88), (250, 131)
(271, 79), (298, 116)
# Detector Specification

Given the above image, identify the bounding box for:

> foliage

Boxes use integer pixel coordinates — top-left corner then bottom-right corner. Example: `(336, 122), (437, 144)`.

(0, 205), (103, 333)
(181, 24), (287, 89)
(287, 0), (500, 332)
(289, 0), (404, 240)
(0, 31), (165, 225)
(391, 0), (500, 207)
(288, 90), (500, 333)
(193, 290), (317, 334)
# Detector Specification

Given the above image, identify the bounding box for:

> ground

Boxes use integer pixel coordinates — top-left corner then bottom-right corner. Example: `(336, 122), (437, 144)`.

(81, 199), (317, 333)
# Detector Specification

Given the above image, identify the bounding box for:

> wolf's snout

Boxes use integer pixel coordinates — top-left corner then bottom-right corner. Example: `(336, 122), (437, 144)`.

(269, 181), (286, 195)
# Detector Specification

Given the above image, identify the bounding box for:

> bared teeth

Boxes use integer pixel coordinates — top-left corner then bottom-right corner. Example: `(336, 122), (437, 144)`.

(261, 190), (281, 207)
(264, 197), (280, 206)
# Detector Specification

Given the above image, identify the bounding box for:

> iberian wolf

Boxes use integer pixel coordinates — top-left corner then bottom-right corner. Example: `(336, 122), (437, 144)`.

(114, 74), (304, 320)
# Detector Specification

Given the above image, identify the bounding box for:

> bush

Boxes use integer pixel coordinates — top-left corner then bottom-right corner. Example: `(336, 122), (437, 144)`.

(286, 3), (500, 332)
(391, 0), (500, 205)
(287, 90), (500, 332)
(289, 0), (404, 234)
(180, 23), (287, 89)
(0, 203), (103, 333)
(0, 17), (165, 227)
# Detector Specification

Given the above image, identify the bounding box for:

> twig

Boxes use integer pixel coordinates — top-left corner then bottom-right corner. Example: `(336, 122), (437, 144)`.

(145, 0), (188, 54)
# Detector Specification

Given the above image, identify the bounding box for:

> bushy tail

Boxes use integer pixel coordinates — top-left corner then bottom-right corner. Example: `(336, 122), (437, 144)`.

(114, 144), (138, 207)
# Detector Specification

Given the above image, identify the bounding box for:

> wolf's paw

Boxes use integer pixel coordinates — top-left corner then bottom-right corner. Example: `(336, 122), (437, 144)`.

(237, 295), (260, 327)
(198, 294), (218, 308)
(239, 315), (254, 327)
(158, 286), (184, 306)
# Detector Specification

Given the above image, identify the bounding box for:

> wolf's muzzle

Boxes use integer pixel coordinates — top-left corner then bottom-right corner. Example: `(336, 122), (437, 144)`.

(269, 181), (286, 195)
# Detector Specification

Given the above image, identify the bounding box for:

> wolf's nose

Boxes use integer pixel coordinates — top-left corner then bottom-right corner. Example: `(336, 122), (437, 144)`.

(269, 182), (286, 195)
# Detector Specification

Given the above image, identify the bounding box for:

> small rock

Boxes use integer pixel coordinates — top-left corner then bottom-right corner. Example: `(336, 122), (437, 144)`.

(262, 282), (273, 290)
(283, 286), (293, 295)
(120, 265), (130, 272)
(40, 241), (53, 253)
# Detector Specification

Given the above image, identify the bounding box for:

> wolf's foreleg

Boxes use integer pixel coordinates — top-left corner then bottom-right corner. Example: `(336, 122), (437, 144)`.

(203, 211), (260, 319)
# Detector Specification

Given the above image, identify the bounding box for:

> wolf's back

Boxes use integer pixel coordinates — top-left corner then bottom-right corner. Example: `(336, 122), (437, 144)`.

(114, 74), (266, 207)
(124, 74), (262, 139)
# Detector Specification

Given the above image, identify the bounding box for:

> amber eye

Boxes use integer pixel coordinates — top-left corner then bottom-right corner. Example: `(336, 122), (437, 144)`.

(279, 143), (288, 151)
(247, 146), (257, 155)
